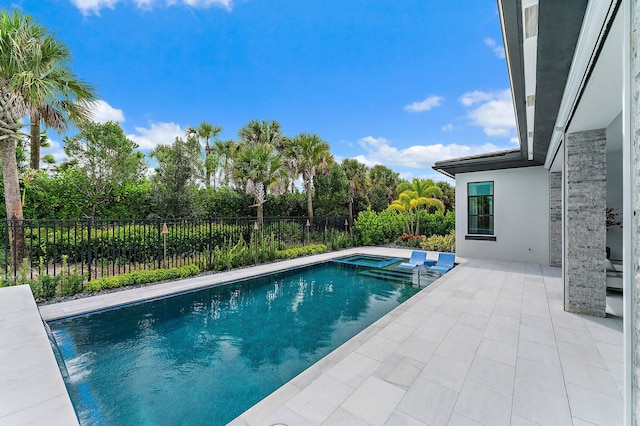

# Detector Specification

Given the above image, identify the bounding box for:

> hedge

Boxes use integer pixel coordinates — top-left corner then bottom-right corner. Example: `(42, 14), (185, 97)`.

(86, 264), (200, 292)
(275, 244), (327, 259)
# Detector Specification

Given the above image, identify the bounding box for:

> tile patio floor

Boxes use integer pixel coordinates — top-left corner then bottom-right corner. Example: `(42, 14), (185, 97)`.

(230, 254), (624, 426)
(0, 248), (624, 425)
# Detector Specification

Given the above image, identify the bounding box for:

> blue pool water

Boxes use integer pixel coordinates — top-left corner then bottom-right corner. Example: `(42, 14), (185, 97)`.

(49, 262), (420, 425)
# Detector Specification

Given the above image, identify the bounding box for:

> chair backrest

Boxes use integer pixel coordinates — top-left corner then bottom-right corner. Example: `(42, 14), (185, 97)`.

(410, 251), (427, 263)
(437, 252), (455, 267)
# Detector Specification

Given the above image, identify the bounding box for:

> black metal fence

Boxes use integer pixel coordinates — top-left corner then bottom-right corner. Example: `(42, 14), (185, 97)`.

(0, 216), (351, 281)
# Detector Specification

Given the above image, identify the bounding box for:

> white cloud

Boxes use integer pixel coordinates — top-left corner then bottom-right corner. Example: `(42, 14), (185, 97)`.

(182, 0), (232, 9)
(459, 90), (496, 107)
(127, 122), (184, 150)
(441, 124), (453, 132)
(70, 0), (120, 15)
(352, 136), (506, 169)
(39, 139), (67, 168)
(403, 95), (444, 113)
(459, 89), (515, 137)
(71, 0), (233, 15)
(484, 37), (506, 59)
(89, 100), (125, 123)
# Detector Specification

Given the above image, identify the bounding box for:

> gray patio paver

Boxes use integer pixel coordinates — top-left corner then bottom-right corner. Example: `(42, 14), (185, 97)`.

(396, 377), (459, 425)
(512, 376), (573, 425)
(453, 379), (512, 426)
(372, 354), (424, 390)
(384, 411), (428, 426)
(465, 355), (515, 393)
(420, 353), (471, 392)
(233, 256), (623, 425)
(476, 337), (517, 367)
(447, 412), (484, 426)
(341, 376), (405, 425)
(566, 382), (624, 425)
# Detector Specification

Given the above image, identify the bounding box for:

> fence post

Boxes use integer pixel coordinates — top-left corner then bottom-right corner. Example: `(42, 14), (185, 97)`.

(208, 218), (213, 267)
(11, 218), (17, 276)
(157, 218), (162, 270)
(87, 218), (92, 281)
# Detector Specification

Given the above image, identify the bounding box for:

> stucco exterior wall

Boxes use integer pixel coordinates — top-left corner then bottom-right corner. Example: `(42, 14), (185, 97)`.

(455, 166), (550, 265)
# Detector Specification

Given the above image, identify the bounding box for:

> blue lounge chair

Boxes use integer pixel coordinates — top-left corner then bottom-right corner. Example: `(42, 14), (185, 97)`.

(429, 253), (456, 273)
(397, 251), (427, 269)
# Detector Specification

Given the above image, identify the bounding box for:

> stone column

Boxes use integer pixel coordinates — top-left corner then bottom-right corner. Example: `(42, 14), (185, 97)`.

(631, 0), (640, 420)
(563, 129), (607, 317)
(549, 171), (562, 267)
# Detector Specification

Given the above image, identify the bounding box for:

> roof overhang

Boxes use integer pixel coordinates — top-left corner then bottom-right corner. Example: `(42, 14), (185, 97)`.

(434, 0), (588, 178)
(432, 149), (538, 179)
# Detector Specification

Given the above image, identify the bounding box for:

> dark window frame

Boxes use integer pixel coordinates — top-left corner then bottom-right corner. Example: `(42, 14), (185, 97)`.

(467, 181), (494, 237)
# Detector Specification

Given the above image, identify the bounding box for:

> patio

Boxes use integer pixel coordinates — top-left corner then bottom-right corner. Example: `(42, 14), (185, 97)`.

(0, 247), (623, 425)
(230, 251), (623, 425)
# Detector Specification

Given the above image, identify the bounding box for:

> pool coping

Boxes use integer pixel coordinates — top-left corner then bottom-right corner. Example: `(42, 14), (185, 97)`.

(0, 285), (80, 425)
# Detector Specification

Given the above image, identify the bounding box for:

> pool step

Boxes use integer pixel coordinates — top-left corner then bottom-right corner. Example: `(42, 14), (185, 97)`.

(359, 268), (414, 284)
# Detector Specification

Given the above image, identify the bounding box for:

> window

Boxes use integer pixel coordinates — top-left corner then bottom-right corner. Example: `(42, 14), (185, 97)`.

(468, 182), (494, 235)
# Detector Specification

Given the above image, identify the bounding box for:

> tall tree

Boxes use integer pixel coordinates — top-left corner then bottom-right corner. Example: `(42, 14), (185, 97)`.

(212, 139), (237, 187)
(238, 119), (287, 149)
(436, 180), (456, 211)
(150, 136), (202, 218)
(342, 159), (369, 230)
(233, 143), (287, 223)
(0, 10), (95, 261)
(369, 165), (400, 211)
(313, 163), (349, 217)
(186, 122), (221, 188)
(63, 121), (146, 217)
(287, 133), (333, 222)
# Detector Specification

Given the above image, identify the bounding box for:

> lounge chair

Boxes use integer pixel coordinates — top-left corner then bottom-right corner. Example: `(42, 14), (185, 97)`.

(397, 251), (427, 269)
(429, 253), (456, 273)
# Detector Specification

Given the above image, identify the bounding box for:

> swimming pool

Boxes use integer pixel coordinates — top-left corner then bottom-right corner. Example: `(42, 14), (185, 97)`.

(49, 261), (420, 425)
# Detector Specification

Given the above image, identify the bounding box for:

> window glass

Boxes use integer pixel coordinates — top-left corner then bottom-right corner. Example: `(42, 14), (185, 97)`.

(468, 182), (494, 235)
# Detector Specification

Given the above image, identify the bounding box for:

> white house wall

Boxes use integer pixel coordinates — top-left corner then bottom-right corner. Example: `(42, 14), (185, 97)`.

(455, 166), (550, 265)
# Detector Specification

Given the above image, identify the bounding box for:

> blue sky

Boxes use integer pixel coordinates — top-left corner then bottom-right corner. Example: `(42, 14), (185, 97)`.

(7, 0), (516, 183)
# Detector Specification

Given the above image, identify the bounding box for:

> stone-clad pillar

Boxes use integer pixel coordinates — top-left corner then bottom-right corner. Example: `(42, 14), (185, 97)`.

(549, 171), (562, 267)
(563, 129), (607, 317)
(631, 0), (640, 421)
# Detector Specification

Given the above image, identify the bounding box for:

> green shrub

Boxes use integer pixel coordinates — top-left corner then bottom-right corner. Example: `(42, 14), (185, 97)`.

(86, 264), (200, 292)
(1, 257), (87, 300)
(275, 244), (327, 259)
(416, 210), (455, 236)
(326, 229), (355, 250)
(262, 221), (305, 244)
(353, 209), (404, 245)
(420, 230), (456, 253)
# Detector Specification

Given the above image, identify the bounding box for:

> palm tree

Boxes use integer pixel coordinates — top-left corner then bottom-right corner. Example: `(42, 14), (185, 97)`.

(186, 121), (221, 188)
(0, 10), (96, 261)
(342, 159), (369, 232)
(288, 133), (333, 222)
(389, 178), (445, 236)
(238, 119), (287, 148)
(396, 178), (443, 204)
(212, 139), (237, 187)
(233, 143), (287, 223)
(29, 100), (91, 170)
